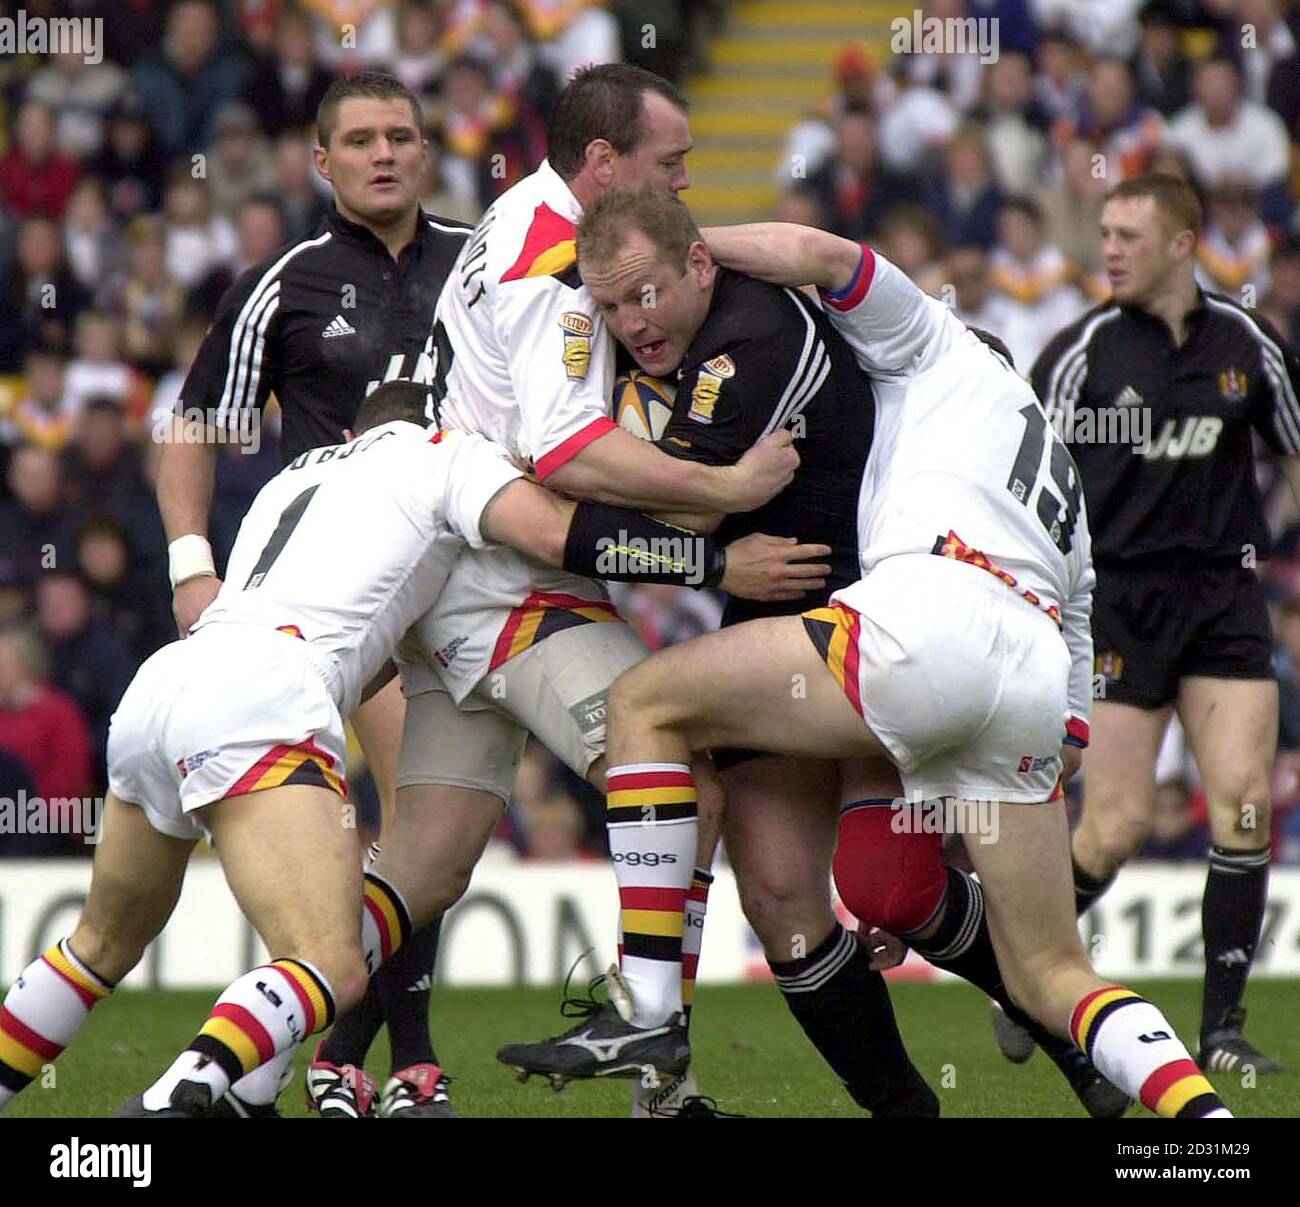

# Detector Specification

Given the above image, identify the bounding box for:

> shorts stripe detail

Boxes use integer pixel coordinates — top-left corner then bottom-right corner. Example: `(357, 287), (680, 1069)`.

(1070, 986), (1141, 1057)
(801, 604), (864, 718)
(489, 591), (621, 671)
(226, 738), (346, 800)
(42, 945), (111, 1009)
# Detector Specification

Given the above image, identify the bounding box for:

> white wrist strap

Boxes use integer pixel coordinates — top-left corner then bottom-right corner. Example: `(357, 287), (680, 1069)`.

(168, 534), (216, 590)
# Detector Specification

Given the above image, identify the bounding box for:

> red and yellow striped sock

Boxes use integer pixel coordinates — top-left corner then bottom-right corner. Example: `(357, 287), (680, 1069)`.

(681, 868), (713, 1028)
(142, 958), (334, 1112)
(361, 870), (413, 974)
(1071, 987), (1230, 1118)
(607, 763), (698, 1028)
(0, 940), (113, 1109)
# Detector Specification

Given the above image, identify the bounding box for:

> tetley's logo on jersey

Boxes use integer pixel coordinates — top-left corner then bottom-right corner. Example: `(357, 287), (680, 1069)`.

(559, 311), (593, 380)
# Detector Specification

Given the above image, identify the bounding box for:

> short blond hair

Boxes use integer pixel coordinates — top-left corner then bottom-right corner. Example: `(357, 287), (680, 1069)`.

(578, 186), (702, 271)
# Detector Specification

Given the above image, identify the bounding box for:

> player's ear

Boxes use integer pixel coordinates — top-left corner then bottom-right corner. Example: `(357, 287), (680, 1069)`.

(584, 138), (617, 186)
(313, 143), (331, 183)
(687, 240), (715, 289)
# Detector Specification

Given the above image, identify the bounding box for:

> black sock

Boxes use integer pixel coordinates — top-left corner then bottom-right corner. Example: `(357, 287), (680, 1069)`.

(769, 924), (938, 1117)
(374, 918), (442, 1073)
(319, 980), (385, 1067)
(1072, 854), (1115, 915)
(909, 869), (1091, 1070)
(1201, 845), (1270, 1039)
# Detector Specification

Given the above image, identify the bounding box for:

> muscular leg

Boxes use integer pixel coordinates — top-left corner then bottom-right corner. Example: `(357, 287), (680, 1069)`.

(351, 677), (406, 835)
(725, 755), (936, 1115)
(964, 798), (1225, 1116)
(135, 784), (388, 1113)
(1177, 677), (1279, 1061)
(1070, 700), (1171, 909)
(0, 795), (194, 1109)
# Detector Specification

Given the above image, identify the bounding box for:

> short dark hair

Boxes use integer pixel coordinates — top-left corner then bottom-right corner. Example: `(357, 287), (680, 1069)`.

(316, 71), (424, 147)
(547, 63), (688, 181)
(1106, 172), (1203, 237)
(353, 381), (431, 433)
(578, 186), (702, 271)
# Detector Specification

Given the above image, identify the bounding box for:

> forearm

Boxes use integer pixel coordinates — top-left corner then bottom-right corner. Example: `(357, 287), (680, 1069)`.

(156, 416), (219, 541)
(546, 427), (738, 512)
(702, 223), (862, 292)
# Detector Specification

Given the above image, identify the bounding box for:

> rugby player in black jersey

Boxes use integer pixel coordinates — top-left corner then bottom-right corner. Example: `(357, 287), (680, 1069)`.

(501, 186), (1127, 1116)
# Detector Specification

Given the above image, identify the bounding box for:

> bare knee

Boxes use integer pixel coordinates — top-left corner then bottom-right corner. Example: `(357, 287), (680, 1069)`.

(1208, 777), (1271, 844)
(609, 662), (683, 734)
(1077, 790), (1154, 876)
(294, 942), (369, 1017)
(734, 861), (831, 957)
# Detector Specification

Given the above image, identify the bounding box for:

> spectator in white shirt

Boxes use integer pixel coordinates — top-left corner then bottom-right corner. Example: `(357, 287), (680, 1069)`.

(1166, 54), (1292, 226)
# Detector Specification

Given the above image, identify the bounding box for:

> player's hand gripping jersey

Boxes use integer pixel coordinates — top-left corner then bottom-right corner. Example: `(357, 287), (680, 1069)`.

(193, 423), (523, 718)
(405, 160), (624, 700)
(820, 246), (1096, 745)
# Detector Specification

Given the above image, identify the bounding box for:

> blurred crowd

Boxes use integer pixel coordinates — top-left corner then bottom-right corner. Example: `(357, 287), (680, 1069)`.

(3, 0), (1300, 865)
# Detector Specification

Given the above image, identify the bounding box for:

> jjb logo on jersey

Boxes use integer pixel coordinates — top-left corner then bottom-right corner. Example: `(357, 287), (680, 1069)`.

(1140, 415), (1223, 461)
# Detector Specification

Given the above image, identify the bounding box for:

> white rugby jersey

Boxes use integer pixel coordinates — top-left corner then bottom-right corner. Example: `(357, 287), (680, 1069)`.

(821, 247), (1096, 737)
(192, 421), (522, 718)
(412, 159), (622, 699)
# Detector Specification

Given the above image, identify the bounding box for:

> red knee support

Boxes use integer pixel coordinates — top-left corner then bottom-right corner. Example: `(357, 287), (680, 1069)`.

(833, 804), (948, 937)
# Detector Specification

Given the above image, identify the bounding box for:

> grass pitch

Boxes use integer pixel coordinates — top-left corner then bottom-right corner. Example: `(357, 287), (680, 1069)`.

(9, 979), (1298, 1118)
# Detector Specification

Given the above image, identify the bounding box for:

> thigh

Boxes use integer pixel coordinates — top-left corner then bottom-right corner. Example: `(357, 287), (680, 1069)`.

(350, 676), (406, 833)
(609, 616), (886, 763)
(375, 782), (505, 927)
(1081, 699), (1172, 815)
(723, 756), (841, 891)
(204, 784), (363, 960)
(74, 794), (197, 977)
(486, 620), (649, 779)
(1177, 675), (1278, 841)
(397, 682), (526, 804)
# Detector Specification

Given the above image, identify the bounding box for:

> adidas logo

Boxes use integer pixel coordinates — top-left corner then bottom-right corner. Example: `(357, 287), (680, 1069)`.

(406, 974), (434, 992)
(322, 315), (356, 339)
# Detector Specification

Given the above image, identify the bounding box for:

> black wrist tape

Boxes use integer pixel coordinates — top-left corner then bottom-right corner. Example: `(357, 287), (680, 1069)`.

(563, 501), (725, 588)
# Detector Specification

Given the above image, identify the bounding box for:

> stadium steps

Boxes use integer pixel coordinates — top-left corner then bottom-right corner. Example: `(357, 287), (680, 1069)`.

(684, 1), (911, 223)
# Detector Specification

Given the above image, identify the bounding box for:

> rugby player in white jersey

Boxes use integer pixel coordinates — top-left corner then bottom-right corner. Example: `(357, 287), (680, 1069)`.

(321, 64), (826, 1117)
(503, 225), (1234, 1119)
(0, 382), (804, 1117)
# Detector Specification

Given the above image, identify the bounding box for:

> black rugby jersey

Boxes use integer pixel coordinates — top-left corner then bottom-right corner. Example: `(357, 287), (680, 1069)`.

(1031, 291), (1300, 563)
(178, 206), (472, 462)
(655, 267), (874, 619)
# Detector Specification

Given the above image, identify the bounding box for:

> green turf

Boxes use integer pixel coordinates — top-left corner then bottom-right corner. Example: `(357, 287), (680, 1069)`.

(8, 980), (1298, 1118)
